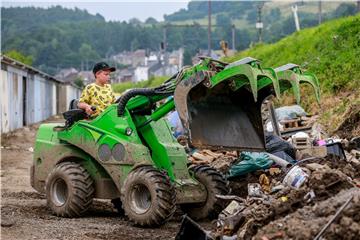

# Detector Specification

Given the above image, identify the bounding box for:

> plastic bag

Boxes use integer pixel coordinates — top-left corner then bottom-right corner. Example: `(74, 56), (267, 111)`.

(228, 152), (273, 177)
(266, 134), (296, 159)
(275, 105), (307, 121)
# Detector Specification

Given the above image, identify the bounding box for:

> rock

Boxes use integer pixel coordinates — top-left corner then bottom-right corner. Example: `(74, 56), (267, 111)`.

(269, 167), (281, 176)
(192, 151), (215, 162)
(305, 163), (326, 171)
(350, 149), (360, 159)
(1, 217), (15, 227)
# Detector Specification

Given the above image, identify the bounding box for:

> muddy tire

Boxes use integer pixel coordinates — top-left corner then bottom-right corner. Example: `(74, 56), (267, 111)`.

(181, 165), (229, 220)
(121, 166), (176, 226)
(45, 162), (94, 217)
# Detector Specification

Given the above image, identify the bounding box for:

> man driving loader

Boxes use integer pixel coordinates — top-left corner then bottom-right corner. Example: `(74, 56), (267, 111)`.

(78, 62), (116, 117)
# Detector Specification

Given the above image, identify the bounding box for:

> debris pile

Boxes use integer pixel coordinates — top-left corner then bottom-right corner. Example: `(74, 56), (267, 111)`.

(189, 149), (238, 173)
(210, 155), (360, 240)
(180, 105), (360, 239)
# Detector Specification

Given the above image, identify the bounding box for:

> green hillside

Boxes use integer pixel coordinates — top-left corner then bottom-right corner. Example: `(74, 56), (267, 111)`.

(225, 15), (360, 134)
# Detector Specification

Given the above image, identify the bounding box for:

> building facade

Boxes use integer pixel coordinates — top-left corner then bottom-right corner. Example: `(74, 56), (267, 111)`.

(1, 55), (81, 133)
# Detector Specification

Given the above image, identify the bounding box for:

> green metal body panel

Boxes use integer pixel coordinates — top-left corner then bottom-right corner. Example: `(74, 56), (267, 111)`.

(31, 123), (120, 199)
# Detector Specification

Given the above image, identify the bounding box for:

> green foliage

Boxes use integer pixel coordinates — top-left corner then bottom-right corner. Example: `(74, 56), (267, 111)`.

(73, 76), (85, 88)
(112, 76), (169, 94)
(225, 15), (360, 94)
(4, 50), (33, 65)
(333, 3), (358, 18)
(164, 1), (255, 21)
(145, 17), (158, 25)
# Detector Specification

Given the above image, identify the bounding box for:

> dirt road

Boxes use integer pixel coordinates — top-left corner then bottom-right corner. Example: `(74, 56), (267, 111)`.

(0, 120), (212, 240)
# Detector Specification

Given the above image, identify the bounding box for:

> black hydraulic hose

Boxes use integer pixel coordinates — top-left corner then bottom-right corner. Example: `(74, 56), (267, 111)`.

(117, 88), (173, 116)
(117, 88), (156, 116)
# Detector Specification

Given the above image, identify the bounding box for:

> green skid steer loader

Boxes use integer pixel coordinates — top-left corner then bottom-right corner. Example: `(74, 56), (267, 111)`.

(30, 57), (320, 226)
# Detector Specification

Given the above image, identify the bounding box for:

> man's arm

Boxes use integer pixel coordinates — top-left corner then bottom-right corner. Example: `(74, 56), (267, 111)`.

(78, 85), (95, 115)
(78, 102), (95, 115)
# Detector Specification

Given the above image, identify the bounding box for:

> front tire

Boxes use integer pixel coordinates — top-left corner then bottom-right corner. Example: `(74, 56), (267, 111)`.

(45, 162), (94, 217)
(181, 165), (229, 220)
(121, 166), (176, 226)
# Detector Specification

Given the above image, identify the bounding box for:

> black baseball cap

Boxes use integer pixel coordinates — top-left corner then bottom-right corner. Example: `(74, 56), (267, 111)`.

(92, 62), (116, 75)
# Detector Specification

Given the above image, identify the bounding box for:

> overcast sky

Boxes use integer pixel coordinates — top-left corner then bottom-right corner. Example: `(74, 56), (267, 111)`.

(2, 1), (191, 22)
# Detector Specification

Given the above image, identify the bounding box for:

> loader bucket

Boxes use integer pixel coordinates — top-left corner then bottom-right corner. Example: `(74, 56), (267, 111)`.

(175, 215), (212, 240)
(174, 58), (279, 152)
(275, 64), (321, 104)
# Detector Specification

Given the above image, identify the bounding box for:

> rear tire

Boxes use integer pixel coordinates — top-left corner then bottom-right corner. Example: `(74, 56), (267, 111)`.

(181, 165), (229, 220)
(45, 162), (94, 217)
(121, 166), (176, 226)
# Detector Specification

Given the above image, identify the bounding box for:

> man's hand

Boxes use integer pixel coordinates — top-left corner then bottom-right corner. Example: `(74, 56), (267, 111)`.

(85, 105), (95, 115)
(78, 102), (95, 115)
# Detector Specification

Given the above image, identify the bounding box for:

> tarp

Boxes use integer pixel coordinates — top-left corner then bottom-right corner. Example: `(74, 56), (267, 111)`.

(228, 152), (274, 177)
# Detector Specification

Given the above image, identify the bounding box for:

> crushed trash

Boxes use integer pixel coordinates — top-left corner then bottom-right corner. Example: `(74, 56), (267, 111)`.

(282, 166), (309, 189)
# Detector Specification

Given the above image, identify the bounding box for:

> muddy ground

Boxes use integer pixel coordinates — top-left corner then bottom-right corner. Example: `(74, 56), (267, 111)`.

(1, 117), (360, 239)
(0, 119), (215, 240)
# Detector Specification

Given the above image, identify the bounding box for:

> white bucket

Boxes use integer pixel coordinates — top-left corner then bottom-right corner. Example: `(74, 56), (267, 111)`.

(283, 166), (309, 189)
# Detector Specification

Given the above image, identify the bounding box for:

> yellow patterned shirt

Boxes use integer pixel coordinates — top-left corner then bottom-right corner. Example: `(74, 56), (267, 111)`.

(79, 83), (116, 117)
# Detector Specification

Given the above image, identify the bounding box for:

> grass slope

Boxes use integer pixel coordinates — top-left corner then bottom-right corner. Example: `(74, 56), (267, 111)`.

(225, 15), (360, 135)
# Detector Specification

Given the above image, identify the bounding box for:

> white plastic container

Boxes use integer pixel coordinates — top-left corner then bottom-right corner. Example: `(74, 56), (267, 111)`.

(283, 166), (309, 189)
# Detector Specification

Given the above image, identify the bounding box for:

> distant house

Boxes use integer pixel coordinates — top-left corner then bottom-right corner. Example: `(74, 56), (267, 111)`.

(148, 61), (163, 77)
(111, 51), (133, 66)
(132, 49), (146, 67)
(152, 65), (178, 77)
(111, 49), (146, 68)
(118, 68), (134, 82)
(78, 71), (95, 84)
(134, 66), (149, 82)
(110, 48), (184, 83)
(168, 48), (184, 69)
(55, 68), (78, 83)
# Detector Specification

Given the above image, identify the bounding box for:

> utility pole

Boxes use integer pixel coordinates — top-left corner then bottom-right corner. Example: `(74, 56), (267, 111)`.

(208, 0), (212, 56)
(163, 25), (167, 53)
(291, 4), (300, 31)
(232, 24), (236, 51)
(318, 0), (322, 25)
(358, 1), (360, 13)
(256, 2), (264, 43)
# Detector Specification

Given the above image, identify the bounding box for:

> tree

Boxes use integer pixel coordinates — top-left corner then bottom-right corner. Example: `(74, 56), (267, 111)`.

(74, 76), (85, 88)
(145, 17), (158, 24)
(79, 43), (100, 68)
(333, 3), (357, 18)
(129, 18), (142, 25)
(5, 50), (33, 65)
(131, 38), (140, 51)
(216, 13), (231, 27)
